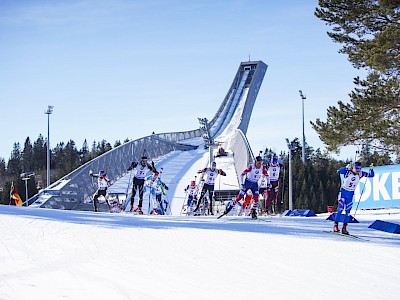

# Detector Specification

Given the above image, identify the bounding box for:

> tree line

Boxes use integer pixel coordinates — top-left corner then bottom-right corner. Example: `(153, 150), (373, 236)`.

(0, 134), (392, 212)
(0, 135), (129, 205)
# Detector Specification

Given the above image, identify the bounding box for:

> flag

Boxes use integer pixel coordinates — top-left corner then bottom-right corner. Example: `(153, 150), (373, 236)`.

(10, 182), (23, 206)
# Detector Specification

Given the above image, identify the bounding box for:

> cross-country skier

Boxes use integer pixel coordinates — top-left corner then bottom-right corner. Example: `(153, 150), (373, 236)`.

(90, 169), (111, 212)
(193, 161), (226, 215)
(334, 162), (374, 234)
(266, 157), (282, 214)
(258, 174), (270, 214)
(241, 189), (254, 215)
(109, 194), (124, 213)
(144, 171), (169, 215)
(223, 156), (268, 219)
(184, 180), (199, 215)
(127, 156), (157, 214)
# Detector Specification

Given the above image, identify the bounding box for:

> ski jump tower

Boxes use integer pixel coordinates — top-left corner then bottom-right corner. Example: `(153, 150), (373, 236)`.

(30, 60), (268, 210)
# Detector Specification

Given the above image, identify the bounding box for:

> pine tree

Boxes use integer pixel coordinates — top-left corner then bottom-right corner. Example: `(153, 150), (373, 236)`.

(7, 143), (22, 178)
(32, 135), (46, 171)
(80, 139), (91, 164)
(313, 0), (400, 156)
(22, 137), (34, 172)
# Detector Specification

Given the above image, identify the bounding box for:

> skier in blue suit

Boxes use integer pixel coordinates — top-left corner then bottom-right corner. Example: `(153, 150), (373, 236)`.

(144, 171), (169, 215)
(334, 161), (374, 234)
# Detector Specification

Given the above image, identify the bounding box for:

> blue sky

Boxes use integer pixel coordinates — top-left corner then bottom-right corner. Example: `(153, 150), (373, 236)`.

(0, 0), (362, 163)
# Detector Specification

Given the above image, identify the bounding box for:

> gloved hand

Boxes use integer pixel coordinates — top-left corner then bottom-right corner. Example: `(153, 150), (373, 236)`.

(89, 169), (93, 175)
(267, 183), (272, 189)
(127, 162), (138, 171)
(369, 163), (374, 170)
(346, 163), (352, 170)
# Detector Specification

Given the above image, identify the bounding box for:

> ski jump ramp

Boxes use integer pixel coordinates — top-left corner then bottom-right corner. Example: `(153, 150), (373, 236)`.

(30, 61), (268, 213)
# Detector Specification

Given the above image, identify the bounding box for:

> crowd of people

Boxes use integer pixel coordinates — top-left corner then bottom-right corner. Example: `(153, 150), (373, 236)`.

(90, 154), (286, 218)
(181, 155), (285, 219)
(89, 151), (374, 234)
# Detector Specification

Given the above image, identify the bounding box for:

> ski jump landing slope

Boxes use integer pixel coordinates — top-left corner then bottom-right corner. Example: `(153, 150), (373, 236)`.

(151, 61), (268, 215)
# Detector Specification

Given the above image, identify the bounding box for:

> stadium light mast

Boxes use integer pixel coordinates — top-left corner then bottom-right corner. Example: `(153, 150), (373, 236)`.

(45, 105), (53, 187)
(299, 90), (306, 164)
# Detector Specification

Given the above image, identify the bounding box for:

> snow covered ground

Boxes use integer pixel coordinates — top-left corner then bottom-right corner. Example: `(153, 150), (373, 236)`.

(1, 205), (399, 300)
(3, 64), (399, 299)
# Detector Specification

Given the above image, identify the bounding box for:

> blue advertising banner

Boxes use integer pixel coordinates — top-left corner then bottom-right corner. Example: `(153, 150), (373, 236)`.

(342, 164), (400, 209)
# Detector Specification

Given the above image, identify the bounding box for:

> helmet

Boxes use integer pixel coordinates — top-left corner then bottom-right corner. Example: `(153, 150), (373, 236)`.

(211, 161), (216, 168)
(140, 156), (147, 165)
(255, 156), (263, 163)
(271, 157), (278, 165)
(354, 162), (362, 171)
(99, 170), (106, 177)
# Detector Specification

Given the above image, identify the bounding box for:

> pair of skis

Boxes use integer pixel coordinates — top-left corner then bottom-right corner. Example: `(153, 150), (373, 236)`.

(217, 208), (270, 222)
(324, 230), (369, 241)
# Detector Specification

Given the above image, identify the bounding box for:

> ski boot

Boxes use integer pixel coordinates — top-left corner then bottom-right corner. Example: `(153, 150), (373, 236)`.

(333, 222), (339, 233)
(251, 209), (257, 219)
(134, 207), (143, 215)
(341, 223), (349, 235)
(129, 204), (134, 212)
(221, 203), (233, 216)
(153, 209), (159, 215)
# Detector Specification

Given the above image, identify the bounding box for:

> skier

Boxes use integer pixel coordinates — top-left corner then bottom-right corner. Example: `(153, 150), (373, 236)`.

(216, 146), (228, 157)
(90, 169), (111, 212)
(223, 156), (268, 219)
(241, 189), (254, 215)
(193, 161), (227, 215)
(334, 162), (374, 234)
(127, 156), (157, 214)
(144, 171), (169, 215)
(266, 157), (282, 214)
(258, 174), (271, 214)
(184, 180), (199, 215)
(109, 194), (124, 213)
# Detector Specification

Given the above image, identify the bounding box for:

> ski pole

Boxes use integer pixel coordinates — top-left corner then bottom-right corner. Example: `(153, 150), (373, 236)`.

(352, 166), (372, 220)
(217, 174), (222, 214)
(280, 163), (285, 211)
(181, 189), (188, 215)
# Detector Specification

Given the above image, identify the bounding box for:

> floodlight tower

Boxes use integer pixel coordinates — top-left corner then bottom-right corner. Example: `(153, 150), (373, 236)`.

(45, 105), (54, 187)
(299, 90), (306, 164)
